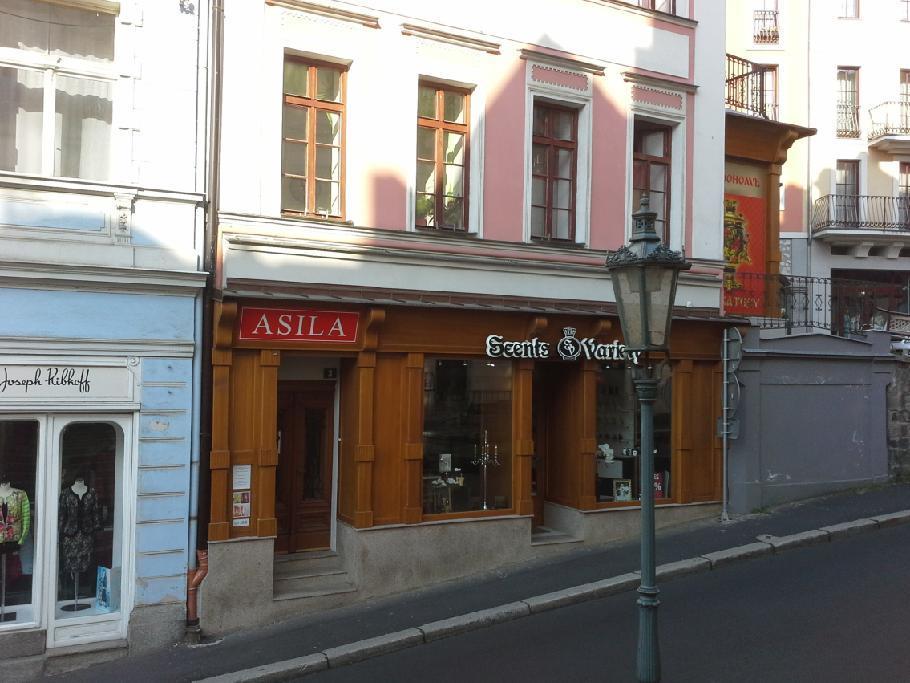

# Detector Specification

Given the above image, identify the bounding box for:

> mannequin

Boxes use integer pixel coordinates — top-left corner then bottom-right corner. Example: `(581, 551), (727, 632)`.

(58, 475), (101, 611)
(0, 476), (30, 622)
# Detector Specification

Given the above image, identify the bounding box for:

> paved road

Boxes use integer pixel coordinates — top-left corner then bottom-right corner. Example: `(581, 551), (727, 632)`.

(306, 522), (910, 683)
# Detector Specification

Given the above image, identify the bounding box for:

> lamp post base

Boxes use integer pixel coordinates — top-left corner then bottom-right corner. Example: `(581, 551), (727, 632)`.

(636, 584), (661, 683)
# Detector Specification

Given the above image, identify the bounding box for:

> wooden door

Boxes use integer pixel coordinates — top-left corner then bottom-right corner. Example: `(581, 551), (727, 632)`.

(531, 369), (548, 528)
(276, 381), (335, 552)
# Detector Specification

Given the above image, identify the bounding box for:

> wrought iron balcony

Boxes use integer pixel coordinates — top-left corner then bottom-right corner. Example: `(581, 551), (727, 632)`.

(868, 100), (910, 152)
(836, 103), (861, 138)
(753, 9), (779, 44)
(811, 194), (910, 235)
(725, 271), (906, 337)
(725, 54), (777, 120)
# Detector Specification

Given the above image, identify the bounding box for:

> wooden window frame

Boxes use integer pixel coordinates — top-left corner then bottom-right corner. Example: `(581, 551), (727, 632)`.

(836, 66), (860, 138)
(632, 120), (672, 244)
(530, 101), (578, 242)
(281, 57), (347, 220)
(416, 82), (471, 232)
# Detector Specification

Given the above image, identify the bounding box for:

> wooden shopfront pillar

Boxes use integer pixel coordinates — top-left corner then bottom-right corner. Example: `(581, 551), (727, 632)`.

(401, 353), (425, 524)
(577, 360), (599, 509)
(513, 359), (534, 517)
(209, 301), (236, 542)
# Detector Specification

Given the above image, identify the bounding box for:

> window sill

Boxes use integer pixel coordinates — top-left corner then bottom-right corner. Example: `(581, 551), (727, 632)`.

(415, 226), (479, 240)
(529, 237), (588, 250)
(421, 508), (515, 522)
(280, 211), (353, 226)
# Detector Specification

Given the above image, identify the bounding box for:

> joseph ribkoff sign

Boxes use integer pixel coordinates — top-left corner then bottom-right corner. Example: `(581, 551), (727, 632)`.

(0, 364), (132, 401)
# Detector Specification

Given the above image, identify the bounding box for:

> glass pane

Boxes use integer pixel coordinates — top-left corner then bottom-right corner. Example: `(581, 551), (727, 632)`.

(418, 86), (436, 118)
(416, 193), (435, 226)
(642, 130), (665, 157)
(316, 110), (341, 145)
(417, 160), (435, 194)
(302, 409), (326, 500)
(531, 207), (546, 236)
(57, 422), (121, 619)
(0, 419), (39, 626)
(49, 4), (115, 63)
(422, 359), (513, 514)
(553, 179), (572, 210)
(54, 76), (113, 181)
(443, 91), (465, 123)
(282, 175), (307, 212)
(532, 177), (546, 206)
(283, 61), (309, 97)
(282, 104), (308, 141)
(633, 159), (649, 189)
(282, 141), (308, 177)
(442, 196), (464, 229)
(650, 164), (667, 194)
(417, 126), (436, 161)
(443, 132), (464, 165)
(443, 164), (463, 197)
(0, 0), (50, 53)
(649, 189), (666, 223)
(532, 106), (547, 136)
(553, 110), (575, 141)
(552, 209), (571, 240)
(315, 145), (340, 181)
(532, 144), (548, 174)
(315, 180), (340, 215)
(316, 67), (342, 103)
(0, 66), (43, 174)
(556, 149), (573, 178)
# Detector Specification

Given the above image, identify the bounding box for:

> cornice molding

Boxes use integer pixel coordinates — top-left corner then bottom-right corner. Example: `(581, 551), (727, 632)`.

(401, 23), (500, 54)
(0, 260), (207, 292)
(623, 70), (697, 94)
(265, 0), (380, 28)
(520, 48), (605, 76)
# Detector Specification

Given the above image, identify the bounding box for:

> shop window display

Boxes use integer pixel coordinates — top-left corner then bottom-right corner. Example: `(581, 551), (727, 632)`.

(595, 364), (671, 502)
(423, 359), (512, 514)
(56, 422), (121, 618)
(0, 420), (38, 625)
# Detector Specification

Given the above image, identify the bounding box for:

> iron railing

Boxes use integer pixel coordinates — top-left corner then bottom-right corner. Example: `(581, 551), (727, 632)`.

(753, 9), (779, 44)
(725, 272), (907, 336)
(836, 102), (861, 137)
(868, 100), (910, 139)
(725, 54), (777, 120)
(811, 194), (910, 233)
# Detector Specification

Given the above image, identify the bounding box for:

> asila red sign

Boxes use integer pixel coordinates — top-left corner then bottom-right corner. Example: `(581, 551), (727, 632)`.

(238, 307), (360, 343)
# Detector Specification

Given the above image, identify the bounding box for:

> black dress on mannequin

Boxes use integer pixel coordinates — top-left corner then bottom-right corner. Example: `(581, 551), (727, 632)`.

(58, 486), (102, 578)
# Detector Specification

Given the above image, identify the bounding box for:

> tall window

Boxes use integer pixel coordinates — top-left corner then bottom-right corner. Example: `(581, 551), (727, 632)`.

(281, 58), (346, 218)
(900, 162), (910, 226)
(632, 120), (672, 243)
(903, 0), (910, 21)
(835, 159), (859, 224)
(531, 102), (577, 241)
(839, 0), (858, 17)
(836, 67), (860, 138)
(0, 1), (116, 180)
(416, 83), (469, 230)
(760, 64), (779, 120)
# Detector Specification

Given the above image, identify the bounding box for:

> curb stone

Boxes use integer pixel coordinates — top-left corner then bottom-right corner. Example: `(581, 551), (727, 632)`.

(194, 509), (910, 682)
(419, 602), (530, 641)
(819, 518), (877, 538)
(701, 542), (772, 568)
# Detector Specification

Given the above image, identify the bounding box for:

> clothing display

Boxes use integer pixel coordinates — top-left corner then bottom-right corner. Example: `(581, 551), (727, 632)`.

(0, 488), (30, 545)
(58, 486), (102, 575)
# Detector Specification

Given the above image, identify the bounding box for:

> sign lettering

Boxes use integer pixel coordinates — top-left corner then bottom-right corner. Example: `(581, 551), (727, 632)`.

(486, 328), (641, 365)
(238, 307), (360, 343)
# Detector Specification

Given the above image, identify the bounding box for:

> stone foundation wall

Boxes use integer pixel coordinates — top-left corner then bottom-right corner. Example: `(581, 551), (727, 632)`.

(887, 358), (910, 480)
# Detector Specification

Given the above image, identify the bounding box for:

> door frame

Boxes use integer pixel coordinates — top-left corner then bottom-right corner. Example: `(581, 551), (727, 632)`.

(276, 379), (339, 553)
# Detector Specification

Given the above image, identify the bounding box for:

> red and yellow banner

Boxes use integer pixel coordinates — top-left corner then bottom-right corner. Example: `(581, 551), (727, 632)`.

(723, 161), (767, 316)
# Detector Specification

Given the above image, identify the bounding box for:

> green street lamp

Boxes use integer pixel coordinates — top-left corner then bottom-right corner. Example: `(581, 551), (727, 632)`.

(605, 194), (690, 683)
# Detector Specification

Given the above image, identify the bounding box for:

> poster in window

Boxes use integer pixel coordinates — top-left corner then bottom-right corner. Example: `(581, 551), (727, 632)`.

(723, 161), (767, 316)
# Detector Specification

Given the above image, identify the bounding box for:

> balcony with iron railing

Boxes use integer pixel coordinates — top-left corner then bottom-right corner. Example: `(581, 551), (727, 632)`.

(753, 9), (779, 44)
(725, 54), (778, 120)
(836, 102), (861, 138)
(868, 100), (910, 153)
(811, 194), (910, 251)
(725, 272), (906, 337)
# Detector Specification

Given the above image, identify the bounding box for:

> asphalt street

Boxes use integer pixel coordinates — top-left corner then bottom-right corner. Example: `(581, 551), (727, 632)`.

(305, 522), (910, 683)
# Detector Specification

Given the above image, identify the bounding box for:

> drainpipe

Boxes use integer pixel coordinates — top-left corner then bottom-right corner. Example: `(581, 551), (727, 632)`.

(186, 550), (208, 640)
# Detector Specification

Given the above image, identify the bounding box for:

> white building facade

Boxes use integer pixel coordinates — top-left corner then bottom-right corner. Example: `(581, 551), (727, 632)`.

(0, 0), (208, 673)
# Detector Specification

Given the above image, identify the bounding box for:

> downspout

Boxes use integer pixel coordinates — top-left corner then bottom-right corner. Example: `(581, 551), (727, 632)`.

(187, 0), (224, 637)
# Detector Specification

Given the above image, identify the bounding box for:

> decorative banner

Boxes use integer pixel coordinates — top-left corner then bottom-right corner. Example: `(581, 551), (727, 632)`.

(0, 364), (133, 402)
(238, 307), (359, 343)
(723, 161), (767, 316)
(486, 327), (642, 364)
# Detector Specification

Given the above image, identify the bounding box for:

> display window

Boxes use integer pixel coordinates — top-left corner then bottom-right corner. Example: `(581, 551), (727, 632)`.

(595, 364), (672, 503)
(422, 359), (513, 515)
(0, 413), (131, 645)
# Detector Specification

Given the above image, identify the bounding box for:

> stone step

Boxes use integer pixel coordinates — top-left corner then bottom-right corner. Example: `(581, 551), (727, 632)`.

(274, 551), (343, 578)
(273, 573), (357, 602)
(531, 526), (581, 547)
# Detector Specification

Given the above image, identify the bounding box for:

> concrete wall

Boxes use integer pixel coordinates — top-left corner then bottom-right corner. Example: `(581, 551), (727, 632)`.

(887, 358), (910, 481)
(728, 328), (895, 514)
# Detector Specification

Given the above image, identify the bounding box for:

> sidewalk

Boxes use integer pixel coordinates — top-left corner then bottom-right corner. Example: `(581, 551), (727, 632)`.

(55, 483), (910, 683)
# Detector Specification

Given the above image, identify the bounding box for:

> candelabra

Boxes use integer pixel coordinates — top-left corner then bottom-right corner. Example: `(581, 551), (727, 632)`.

(472, 429), (501, 510)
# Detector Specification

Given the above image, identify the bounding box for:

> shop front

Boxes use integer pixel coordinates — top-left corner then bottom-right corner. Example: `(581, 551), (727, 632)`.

(202, 299), (724, 632)
(0, 358), (138, 653)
